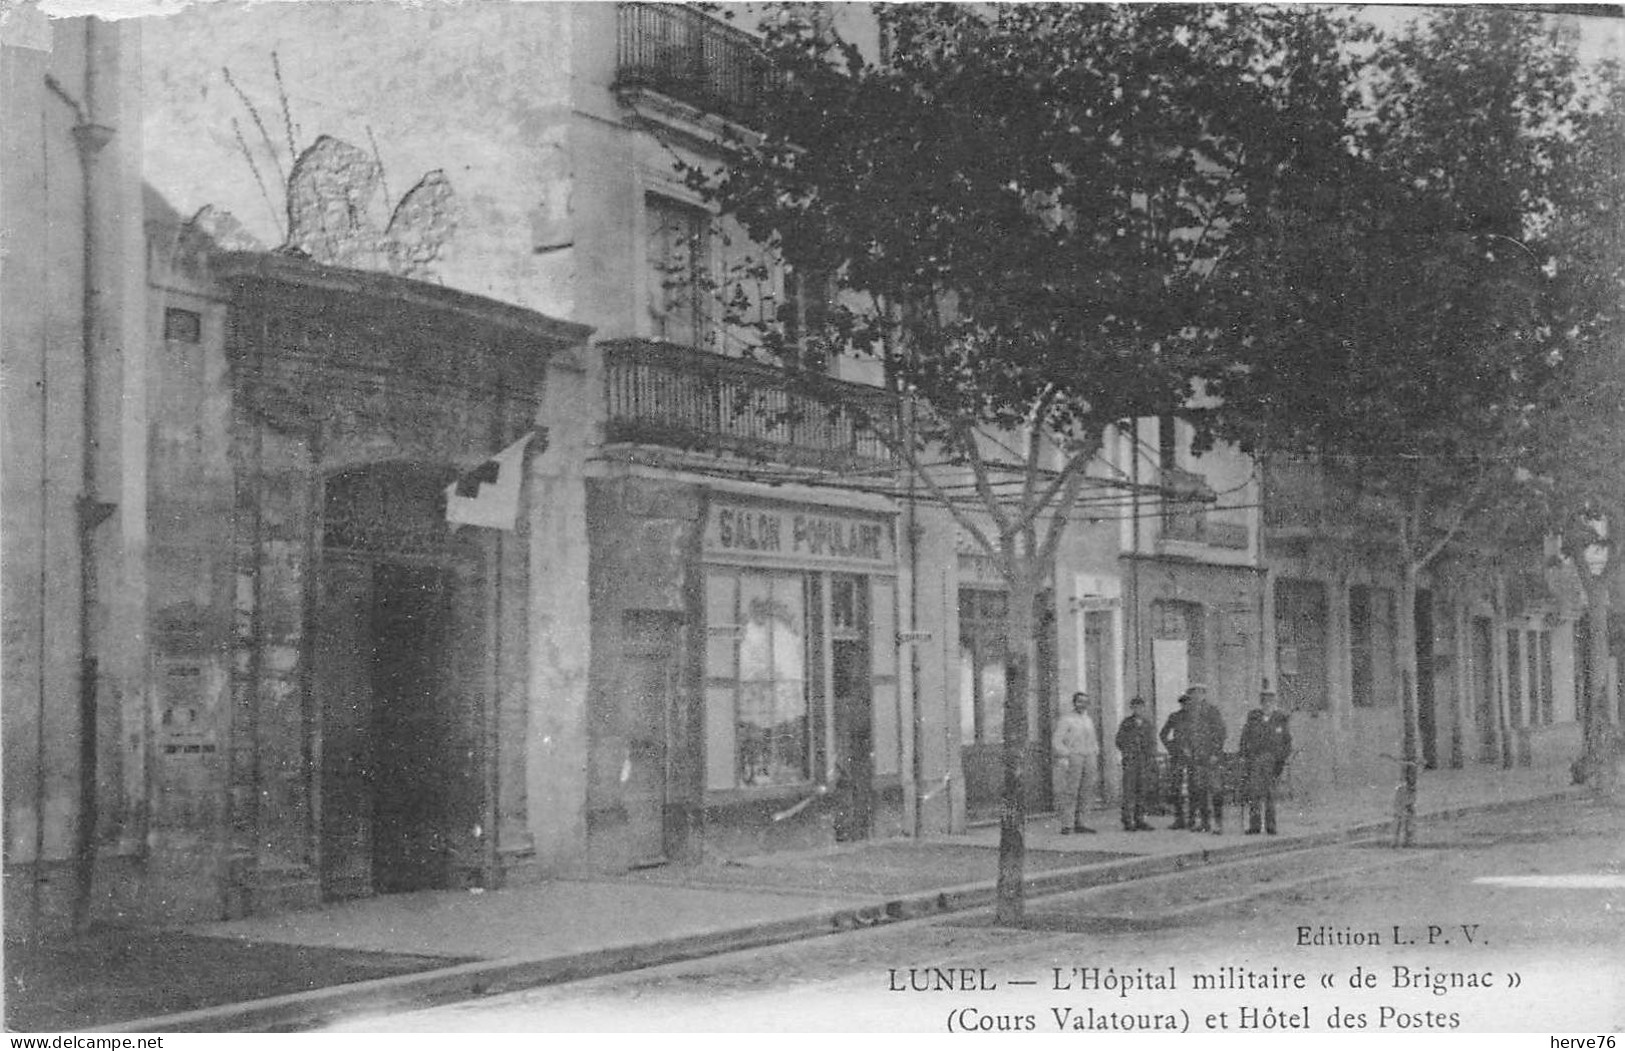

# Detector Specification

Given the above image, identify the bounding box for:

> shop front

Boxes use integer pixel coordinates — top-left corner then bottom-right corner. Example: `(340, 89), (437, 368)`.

(699, 498), (904, 854)
(585, 484), (907, 865)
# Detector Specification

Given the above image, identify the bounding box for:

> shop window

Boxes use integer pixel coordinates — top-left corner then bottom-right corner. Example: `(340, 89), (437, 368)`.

(958, 588), (1009, 745)
(1151, 599), (1206, 688)
(164, 306), (202, 343)
(831, 575), (862, 638)
(705, 570), (810, 788)
(1275, 579), (1328, 712)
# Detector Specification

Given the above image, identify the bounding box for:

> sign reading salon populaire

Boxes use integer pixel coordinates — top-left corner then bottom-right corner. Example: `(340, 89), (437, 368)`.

(704, 499), (896, 571)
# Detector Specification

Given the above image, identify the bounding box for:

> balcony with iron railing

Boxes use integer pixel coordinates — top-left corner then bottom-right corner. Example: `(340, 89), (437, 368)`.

(1159, 467), (1250, 551)
(614, 2), (777, 126)
(1263, 454), (1398, 538)
(602, 339), (899, 473)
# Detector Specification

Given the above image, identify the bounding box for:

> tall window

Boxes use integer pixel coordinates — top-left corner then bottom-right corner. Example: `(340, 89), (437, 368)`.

(646, 195), (711, 348)
(1276, 580), (1328, 712)
(1539, 630), (1554, 724)
(1506, 629), (1524, 726)
(958, 588), (1009, 745)
(1158, 415), (1178, 472)
(706, 570), (809, 787)
(781, 258), (837, 371)
(1350, 585), (1397, 708)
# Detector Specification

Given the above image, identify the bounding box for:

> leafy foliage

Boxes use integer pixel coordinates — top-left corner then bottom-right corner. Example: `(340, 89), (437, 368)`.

(681, 1), (1378, 919)
(685, 3), (1369, 455)
(1205, 8), (1610, 567)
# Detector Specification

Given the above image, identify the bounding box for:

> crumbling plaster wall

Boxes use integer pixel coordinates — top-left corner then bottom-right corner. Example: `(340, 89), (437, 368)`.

(140, 2), (575, 316)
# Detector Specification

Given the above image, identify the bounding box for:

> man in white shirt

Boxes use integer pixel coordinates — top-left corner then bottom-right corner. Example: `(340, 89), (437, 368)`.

(1052, 691), (1098, 834)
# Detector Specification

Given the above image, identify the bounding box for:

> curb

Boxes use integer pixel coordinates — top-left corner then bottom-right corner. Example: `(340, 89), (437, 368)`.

(106, 788), (1584, 1033)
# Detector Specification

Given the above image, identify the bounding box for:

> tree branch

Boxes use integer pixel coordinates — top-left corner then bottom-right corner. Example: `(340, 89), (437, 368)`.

(1416, 460), (1504, 570)
(1038, 447), (1100, 567)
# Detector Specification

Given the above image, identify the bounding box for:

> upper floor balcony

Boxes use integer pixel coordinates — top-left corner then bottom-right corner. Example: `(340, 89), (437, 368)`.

(614, 2), (776, 126)
(602, 338), (899, 474)
(1263, 454), (1398, 539)
(1159, 467), (1250, 551)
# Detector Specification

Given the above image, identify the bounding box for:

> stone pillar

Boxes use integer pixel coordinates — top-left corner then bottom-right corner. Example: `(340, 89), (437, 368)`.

(525, 349), (593, 875)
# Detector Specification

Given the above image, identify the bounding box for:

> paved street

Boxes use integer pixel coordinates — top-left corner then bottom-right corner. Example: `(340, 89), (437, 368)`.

(326, 797), (1625, 1033)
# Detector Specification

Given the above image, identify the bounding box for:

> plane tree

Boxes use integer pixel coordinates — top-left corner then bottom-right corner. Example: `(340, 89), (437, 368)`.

(1201, 7), (1611, 835)
(683, 2), (1370, 920)
(1511, 61), (1625, 794)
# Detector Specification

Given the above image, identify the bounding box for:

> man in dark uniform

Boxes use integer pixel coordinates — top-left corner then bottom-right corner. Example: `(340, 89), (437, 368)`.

(1115, 697), (1156, 831)
(1239, 682), (1293, 835)
(1158, 692), (1192, 829)
(1185, 683), (1228, 834)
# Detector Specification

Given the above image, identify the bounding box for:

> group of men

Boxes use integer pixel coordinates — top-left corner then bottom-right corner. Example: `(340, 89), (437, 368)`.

(1051, 682), (1292, 836)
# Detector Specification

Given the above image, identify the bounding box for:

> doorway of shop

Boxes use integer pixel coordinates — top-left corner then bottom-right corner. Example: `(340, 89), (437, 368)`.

(621, 611), (682, 866)
(831, 575), (873, 842)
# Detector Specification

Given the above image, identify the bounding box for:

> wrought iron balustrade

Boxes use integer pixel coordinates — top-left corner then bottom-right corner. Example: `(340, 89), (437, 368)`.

(1162, 513), (1252, 550)
(602, 339), (898, 472)
(1263, 455), (1398, 536)
(1159, 467), (1250, 550)
(615, 2), (775, 124)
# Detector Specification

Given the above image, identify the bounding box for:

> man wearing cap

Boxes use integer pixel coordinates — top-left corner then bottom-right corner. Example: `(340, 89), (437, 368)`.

(1115, 697), (1156, 831)
(1158, 692), (1193, 829)
(1185, 683), (1228, 834)
(1239, 682), (1293, 835)
(1052, 691), (1098, 834)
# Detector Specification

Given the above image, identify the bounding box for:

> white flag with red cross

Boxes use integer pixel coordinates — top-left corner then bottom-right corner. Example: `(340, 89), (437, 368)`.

(444, 432), (536, 531)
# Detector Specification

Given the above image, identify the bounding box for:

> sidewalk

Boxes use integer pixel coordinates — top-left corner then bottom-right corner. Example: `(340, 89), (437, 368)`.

(3, 760), (1583, 1033)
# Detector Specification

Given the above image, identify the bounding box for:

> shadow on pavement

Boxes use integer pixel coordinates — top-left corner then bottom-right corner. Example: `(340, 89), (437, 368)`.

(4, 932), (475, 1032)
(623, 843), (1134, 898)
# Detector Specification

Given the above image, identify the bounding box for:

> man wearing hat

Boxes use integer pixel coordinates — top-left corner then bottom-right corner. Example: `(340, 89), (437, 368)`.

(1052, 691), (1098, 834)
(1239, 681), (1293, 834)
(1158, 691), (1193, 829)
(1115, 697), (1156, 831)
(1185, 683), (1228, 834)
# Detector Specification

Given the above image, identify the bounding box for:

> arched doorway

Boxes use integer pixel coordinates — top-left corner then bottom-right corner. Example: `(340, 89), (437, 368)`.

(315, 463), (489, 898)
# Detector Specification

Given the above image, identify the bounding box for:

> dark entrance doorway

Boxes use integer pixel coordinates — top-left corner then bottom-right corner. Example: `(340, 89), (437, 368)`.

(1472, 616), (1497, 763)
(1416, 589), (1437, 769)
(831, 576), (873, 842)
(370, 562), (459, 893)
(316, 465), (487, 899)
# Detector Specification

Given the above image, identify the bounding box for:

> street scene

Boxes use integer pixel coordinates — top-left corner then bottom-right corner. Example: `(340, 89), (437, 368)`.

(324, 795), (1625, 1034)
(3, 0), (1622, 1036)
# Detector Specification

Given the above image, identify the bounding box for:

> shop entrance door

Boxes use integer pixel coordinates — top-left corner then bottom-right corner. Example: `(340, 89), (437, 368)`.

(622, 611), (681, 866)
(831, 576), (872, 842)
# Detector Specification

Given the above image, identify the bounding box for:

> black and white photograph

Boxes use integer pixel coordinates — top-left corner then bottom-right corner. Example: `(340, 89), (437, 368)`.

(2, 0), (1622, 1037)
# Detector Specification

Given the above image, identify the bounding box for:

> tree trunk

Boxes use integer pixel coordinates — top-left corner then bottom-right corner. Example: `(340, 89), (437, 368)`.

(994, 563), (1038, 925)
(1393, 513), (1425, 847)
(1581, 571), (1617, 798)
